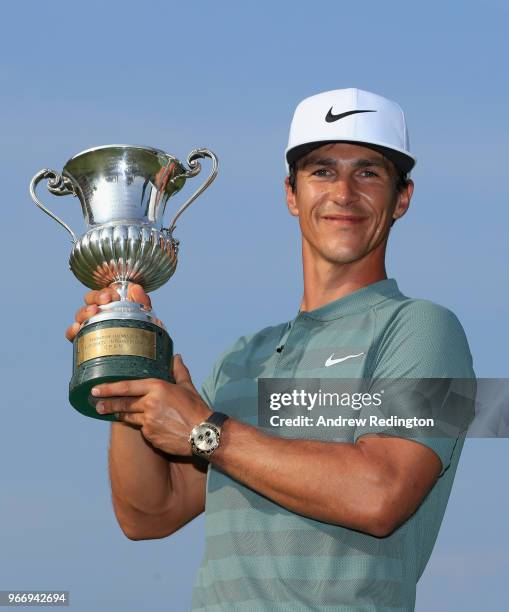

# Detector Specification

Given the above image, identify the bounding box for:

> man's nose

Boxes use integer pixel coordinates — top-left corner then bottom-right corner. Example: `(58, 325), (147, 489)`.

(331, 178), (357, 205)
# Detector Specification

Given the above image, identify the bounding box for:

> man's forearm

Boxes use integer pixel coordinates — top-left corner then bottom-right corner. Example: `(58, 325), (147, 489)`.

(209, 418), (391, 535)
(109, 422), (172, 515)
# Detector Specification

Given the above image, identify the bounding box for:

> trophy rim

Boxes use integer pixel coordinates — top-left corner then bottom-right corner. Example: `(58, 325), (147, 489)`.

(65, 144), (177, 165)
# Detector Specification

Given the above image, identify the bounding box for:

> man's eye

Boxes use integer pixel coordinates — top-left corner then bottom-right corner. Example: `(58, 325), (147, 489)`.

(312, 168), (331, 176)
(360, 170), (378, 177)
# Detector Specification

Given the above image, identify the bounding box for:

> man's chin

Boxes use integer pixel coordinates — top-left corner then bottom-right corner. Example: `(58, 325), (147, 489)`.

(322, 249), (366, 265)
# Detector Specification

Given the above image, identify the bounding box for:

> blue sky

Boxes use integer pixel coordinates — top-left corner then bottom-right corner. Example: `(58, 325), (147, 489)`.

(2, 1), (508, 610)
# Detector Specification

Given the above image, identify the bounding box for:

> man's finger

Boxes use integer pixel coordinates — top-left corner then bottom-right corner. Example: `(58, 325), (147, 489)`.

(92, 378), (155, 398)
(94, 395), (144, 415)
(65, 322), (81, 342)
(172, 354), (194, 389)
(84, 288), (120, 306)
(75, 304), (99, 324)
(115, 411), (144, 428)
(84, 290), (102, 305)
(127, 283), (152, 310)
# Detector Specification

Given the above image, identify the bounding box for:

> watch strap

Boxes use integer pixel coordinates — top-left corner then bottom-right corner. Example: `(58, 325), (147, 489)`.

(206, 412), (229, 428)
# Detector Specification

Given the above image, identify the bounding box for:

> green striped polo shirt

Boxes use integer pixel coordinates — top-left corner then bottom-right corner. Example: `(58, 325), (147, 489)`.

(192, 278), (475, 611)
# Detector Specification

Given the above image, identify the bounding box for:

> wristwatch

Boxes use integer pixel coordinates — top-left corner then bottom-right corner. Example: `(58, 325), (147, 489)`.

(189, 412), (230, 459)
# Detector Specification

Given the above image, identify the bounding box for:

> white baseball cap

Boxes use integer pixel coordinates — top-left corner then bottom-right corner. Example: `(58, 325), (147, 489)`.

(285, 88), (416, 175)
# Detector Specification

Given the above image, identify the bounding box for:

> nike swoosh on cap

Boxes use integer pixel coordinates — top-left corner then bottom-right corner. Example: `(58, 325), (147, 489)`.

(325, 109), (376, 123)
(325, 352), (365, 367)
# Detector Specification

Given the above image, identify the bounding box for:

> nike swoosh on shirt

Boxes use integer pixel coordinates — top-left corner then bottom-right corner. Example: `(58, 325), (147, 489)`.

(325, 109), (376, 123)
(325, 352), (365, 367)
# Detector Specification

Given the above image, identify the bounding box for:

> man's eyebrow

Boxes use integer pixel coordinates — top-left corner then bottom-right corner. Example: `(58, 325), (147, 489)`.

(298, 157), (337, 169)
(351, 158), (388, 169)
(298, 157), (389, 170)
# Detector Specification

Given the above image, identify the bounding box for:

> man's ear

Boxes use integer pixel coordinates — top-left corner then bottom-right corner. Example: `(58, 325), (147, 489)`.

(284, 176), (299, 217)
(392, 179), (414, 222)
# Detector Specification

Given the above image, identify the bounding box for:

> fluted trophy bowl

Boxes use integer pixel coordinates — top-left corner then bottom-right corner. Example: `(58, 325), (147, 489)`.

(30, 144), (218, 421)
(70, 223), (178, 292)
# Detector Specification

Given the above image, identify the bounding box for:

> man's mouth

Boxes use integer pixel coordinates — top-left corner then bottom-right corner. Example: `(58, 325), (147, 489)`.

(320, 214), (366, 224)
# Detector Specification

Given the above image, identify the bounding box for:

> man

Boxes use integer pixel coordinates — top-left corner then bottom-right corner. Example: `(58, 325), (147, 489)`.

(66, 88), (475, 611)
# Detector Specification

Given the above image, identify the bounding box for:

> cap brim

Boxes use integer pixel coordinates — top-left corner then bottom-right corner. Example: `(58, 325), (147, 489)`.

(286, 140), (416, 174)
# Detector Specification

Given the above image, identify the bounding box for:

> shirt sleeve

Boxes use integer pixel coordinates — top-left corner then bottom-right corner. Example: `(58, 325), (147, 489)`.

(199, 353), (225, 410)
(353, 300), (476, 476)
(199, 369), (217, 411)
(198, 336), (247, 410)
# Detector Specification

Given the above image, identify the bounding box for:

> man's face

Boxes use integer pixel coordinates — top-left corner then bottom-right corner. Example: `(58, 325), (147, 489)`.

(285, 143), (413, 266)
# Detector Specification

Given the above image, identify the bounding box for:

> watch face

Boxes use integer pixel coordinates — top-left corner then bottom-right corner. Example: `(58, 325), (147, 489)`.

(193, 424), (220, 454)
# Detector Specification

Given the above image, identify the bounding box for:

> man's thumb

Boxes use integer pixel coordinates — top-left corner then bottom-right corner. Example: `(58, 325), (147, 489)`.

(172, 354), (193, 387)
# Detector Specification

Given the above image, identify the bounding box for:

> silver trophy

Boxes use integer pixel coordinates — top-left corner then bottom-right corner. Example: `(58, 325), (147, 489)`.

(30, 144), (218, 421)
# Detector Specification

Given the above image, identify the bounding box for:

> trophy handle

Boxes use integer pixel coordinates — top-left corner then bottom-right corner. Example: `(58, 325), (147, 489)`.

(165, 148), (218, 235)
(29, 169), (78, 244)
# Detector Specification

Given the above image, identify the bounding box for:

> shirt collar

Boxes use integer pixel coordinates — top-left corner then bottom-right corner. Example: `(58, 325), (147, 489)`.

(295, 278), (403, 322)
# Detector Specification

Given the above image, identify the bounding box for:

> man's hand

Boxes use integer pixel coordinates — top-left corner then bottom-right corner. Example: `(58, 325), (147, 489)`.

(65, 283), (152, 342)
(63, 282), (209, 455)
(90, 355), (212, 456)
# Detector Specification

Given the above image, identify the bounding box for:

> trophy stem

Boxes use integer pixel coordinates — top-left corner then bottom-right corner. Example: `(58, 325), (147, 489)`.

(110, 281), (129, 301)
(80, 280), (163, 329)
